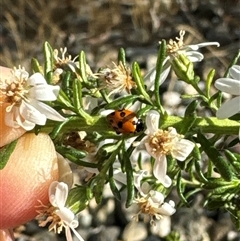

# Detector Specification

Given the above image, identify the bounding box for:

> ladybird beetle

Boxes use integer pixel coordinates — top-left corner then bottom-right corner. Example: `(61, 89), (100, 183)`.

(107, 109), (144, 134)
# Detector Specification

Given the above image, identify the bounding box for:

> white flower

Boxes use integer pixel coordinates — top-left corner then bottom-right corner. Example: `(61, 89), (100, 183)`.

(53, 47), (79, 73)
(145, 30), (220, 88)
(0, 67), (66, 130)
(37, 181), (84, 241)
(214, 65), (240, 119)
(166, 30), (220, 62)
(98, 62), (136, 96)
(133, 190), (176, 225)
(144, 110), (195, 187)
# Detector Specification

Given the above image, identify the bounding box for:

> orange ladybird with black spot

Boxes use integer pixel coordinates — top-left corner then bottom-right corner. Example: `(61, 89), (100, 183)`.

(107, 109), (144, 134)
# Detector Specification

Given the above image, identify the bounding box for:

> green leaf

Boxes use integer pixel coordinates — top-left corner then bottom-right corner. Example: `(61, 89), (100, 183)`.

(109, 166), (121, 201)
(62, 71), (72, 96)
(67, 186), (90, 213)
(197, 132), (232, 181)
(132, 62), (152, 105)
(154, 39), (166, 109)
(184, 100), (198, 117)
(31, 58), (42, 73)
(205, 69), (215, 98)
(79, 51), (88, 84)
(0, 139), (18, 169)
(72, 78), (83, 112)
(125, 155), (134, 208)
(176, 171), (190, 207)
(43, 41), (54, 84)
(118, 48), (126, 67)
(104, 95), (140, 109)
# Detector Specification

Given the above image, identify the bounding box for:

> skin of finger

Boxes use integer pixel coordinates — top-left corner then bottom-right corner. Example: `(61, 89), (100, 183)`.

(0, 133), (59, 229)
(0, 229), (14, 241)
(0, 66), (26, 147)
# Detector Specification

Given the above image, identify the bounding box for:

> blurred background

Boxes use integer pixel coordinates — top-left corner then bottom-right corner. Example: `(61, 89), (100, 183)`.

(1, 0), (240, 240)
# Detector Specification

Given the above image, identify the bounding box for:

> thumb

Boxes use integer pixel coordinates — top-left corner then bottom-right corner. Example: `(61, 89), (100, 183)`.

(0, 229), (14, 241)
(0, 133), (59, 229)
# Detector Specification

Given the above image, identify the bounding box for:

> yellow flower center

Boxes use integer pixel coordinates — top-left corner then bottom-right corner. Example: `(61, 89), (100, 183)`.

(133, 196), (163, 225)
(100, 61), (136, 94)
(0, 69), (29, 112)
(147, 128), (183, 157)
(36, 201), (66, 234)
(166, 30), (185, 54)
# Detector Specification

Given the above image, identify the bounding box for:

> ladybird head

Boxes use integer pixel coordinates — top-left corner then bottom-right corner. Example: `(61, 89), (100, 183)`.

(135, 118), (144, 132)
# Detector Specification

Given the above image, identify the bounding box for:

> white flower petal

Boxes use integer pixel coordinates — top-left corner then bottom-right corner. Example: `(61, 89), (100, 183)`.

(70, 226), (85, 241)
(29, 85), (60, 101)
(214, 78), (240, 95)
(185, 42), (220, 50)
(185, 51), (204, 62)
(149, 190), (164, 204)
(159, 202), (176, 216)
(171, 139), (195, 161)
(56, 207), (75, 224)
(20, 100), (47, 125)
(145, 110), (160, 134)
(27, 73), (47, 86)
(49, 181), (68, 208)
(49, 181), (60, 206)
(216, 96), (240, 119)
(134, 170), (149, 196)
(153, 155), (168, 185)
(54, 182), (69, 208)
(15, 113), (36, 130)
(30, 100), (66, 121)
(229, 65), (240, 80)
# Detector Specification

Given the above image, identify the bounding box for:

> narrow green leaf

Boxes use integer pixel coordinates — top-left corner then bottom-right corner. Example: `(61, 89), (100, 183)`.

(43, 41), (54, 84)
(132, 62), (152, 105)
(184, 100), (198, 117)
(125, 156), (134, 208)
(176, 171), (190, 207)
(206, 69), (215, 98)
(118, 48), (126, 67)
(104, 95), (140, 109)
(57, 89), (75, 110)
(67, 186), (90, 213)
(197, 132), (232, 181)
(79, 51), (88, 84)
(0, 139), (18, 169)
(109, 166), (121, 201)
(225, 150), (240, 173)
(154, 40), (166, 109)
(73, 78), (83, 112)
(62, 71), (72, 96)
(31, 58), (42, 73)
(194, 160), (209, 183)
(56, 146), (88, 160)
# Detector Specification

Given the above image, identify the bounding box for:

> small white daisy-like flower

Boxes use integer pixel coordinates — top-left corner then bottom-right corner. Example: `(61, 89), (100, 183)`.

(144, 110), (195, 187)
(0, 66), (66, 130)
(98, 61), (136, 96)
(145, 30), (220, 88)
(165, 30), (220, 62)
(214, 65), (240, 119)
(36, 181), (84, 241)
(53, 47), (79, 73)
(133, 190), (176, 225)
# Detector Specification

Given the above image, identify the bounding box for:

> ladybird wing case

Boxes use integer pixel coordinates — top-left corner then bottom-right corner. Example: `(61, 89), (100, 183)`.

(107, 109), (144, 134)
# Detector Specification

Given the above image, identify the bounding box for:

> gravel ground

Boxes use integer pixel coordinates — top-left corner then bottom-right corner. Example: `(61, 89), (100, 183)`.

(1, 0), (240, 240)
